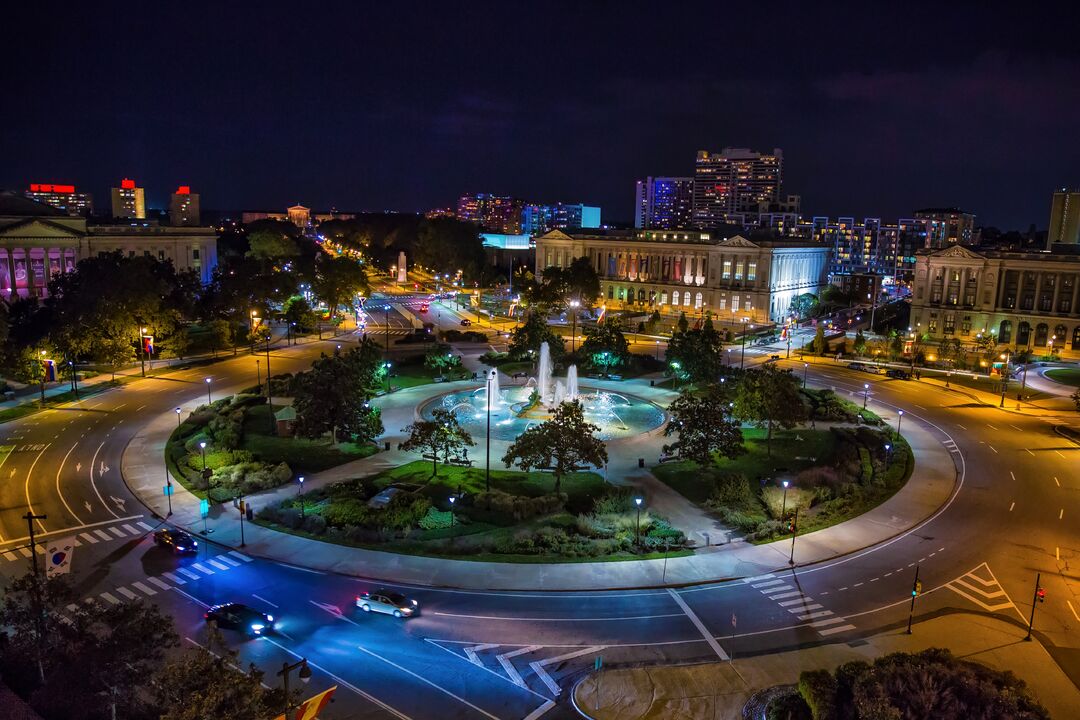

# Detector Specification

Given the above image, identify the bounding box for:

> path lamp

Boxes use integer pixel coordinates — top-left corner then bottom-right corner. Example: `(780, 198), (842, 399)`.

(884, 442), (892, 464)
(569, 299), (580, 353)
(803, 362), (809, 389)
(237, 491), (246, 547)
(256, 359), (262, 394)
(277, 659), (312, 717)
(788, 507), (799, 565)
(199, 441), (207, 471)
(449, 496), (456, 539)
(634, 497), (643, 548)
(780, 480), (789, 519)
(895, 409), (904, 438)
(485, 369), (496, 493)
(175, 407), (182, 430)
(39, 350), (48, 403)
(999, 352), (1010, 407)
(204, 377), (212, 405)
(670, 361), (681, 391)
(740, 318), (749, 369)
(264, 334), (274, 432)
(383, 305), (392, 355)
(383, 362), (392, 393)
(69, 360), (78, 399)
(655, 340), (660, 360)
(946, 370), (951, 389)
(140, 327), (148, 377)
(297, 476), (305, 520)
(250, 310), (259, 353)
(862, 383), (870, 409)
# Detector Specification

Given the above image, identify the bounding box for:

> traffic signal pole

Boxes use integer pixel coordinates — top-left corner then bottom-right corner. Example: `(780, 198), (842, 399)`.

(906, 564), (921, 634)
(1025, 572), (1043, 641)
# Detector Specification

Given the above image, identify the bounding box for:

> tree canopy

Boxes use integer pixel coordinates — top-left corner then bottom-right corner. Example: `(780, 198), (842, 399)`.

(666, 316), (725, 386)
(508, 309), (565, 359)
(733, 364), (807, 455)
(311, 253), (368, 317)
(521, 256), (601, 311)
(401, 407), (475, 477)
(502, 400), (607, 495)
(292, 340), (385, 443)
(663, 384), (745, 466)
(580, 315), (630, 370)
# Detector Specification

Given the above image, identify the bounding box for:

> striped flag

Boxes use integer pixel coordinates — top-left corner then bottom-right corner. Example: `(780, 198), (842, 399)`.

(273, 685), (337, 720)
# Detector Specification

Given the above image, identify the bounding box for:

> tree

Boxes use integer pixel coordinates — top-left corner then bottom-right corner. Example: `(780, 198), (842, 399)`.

(416, 217), (488, 282)
(283, 295), (318, 332)
(789, 292), (819, 320)
(502, 400), (607, 495)
(938, 337), (962, 364)
(733, 365), (807, 456)
(666, 319), (725, 386)
(581, 315), (630, 371)
(812, 324), (827, 356)
(206, 318), (233, 357)
(246, 228), (300, 262)
(153, 640), (286, 720)
(401, 407), (474, 477)
(508, 309), (565, 359)
(1071, 388), (1080, 413)
(676, 311), (689, 334)
(311, 254), (368, 318)
(853, 329), (867, 356)
(425, 347), (464, 378)
(663, 385), (745, 466)
(292, 341), (385, 444)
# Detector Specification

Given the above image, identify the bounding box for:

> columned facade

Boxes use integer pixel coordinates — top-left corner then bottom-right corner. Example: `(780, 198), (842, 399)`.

(535, 229), (828, 325)
(911, 245), (1080, 358)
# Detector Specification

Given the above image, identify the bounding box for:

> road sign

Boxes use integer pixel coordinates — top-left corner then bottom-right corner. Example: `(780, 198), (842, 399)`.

(200, 498), (209, 518)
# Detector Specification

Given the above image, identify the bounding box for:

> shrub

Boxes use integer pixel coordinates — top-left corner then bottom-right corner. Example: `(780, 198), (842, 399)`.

(710, 471), (756, 510)
(767, 691), (812, 720)
(761, 486), (814, 519)
(302, 513), (328, 535)
(465, 491), (563, 524)
(592, 486), (637, 514)
(795, 466), (842, 491)
(278, 507), (303, 530)
(797, 669), (837, 720)
(463, 331), (487, 343)
(418, 507), (454, 530)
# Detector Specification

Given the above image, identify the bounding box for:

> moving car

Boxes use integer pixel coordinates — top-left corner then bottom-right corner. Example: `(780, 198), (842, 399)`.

(204, 603), (276, 635)
(419, 303), (429, 313)
(153, 527), (198, 554)
(459, 318), (472, 326)
(356, 589), (419, 618)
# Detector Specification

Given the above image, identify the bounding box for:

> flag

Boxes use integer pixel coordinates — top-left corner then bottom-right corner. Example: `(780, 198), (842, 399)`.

(596, 305), (606, 322)
(143, 335), (154, 354)
(272, 685), (337, 720)
(46, 536), (76, 578)
(44, 359), (56, 382)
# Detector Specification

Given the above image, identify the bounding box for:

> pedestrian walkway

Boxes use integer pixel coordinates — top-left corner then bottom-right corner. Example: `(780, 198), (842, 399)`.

(122, 364), (960, 591)
(572, 613), (1078, 720)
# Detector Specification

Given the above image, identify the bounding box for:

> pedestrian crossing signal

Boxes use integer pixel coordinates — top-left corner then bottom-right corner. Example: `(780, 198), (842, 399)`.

(912, 581), (922, 597)
(1037, 587), (1046, 603)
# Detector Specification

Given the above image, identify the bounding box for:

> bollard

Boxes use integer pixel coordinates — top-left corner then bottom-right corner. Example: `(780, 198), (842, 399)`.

(246, 506), (253, 521)
(650, 379), (655, 386)
(638, 458), (645, 468)
(703, 532), (710, 546)
(384, 441), (391, 451)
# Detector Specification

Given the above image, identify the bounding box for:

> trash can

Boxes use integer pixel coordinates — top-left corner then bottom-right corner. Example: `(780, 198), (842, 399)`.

(650, 379), (654, 386)
(246, 506), (253, 521)
(384, 441), (391, 451)
(638, 458), (645, 468)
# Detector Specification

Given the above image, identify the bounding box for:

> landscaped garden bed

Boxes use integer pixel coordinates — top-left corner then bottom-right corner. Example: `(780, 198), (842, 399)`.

(254, 460), (691, 562)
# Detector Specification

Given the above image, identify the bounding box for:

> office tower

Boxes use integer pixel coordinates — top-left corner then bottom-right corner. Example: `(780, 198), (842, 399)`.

(522, 203), (553, 235)
(553, 203), (600, 230)
(25, 183), (94, 216)
(634, 177), (694, 229)
(1048, 189), (1080, 248)
(110, 178), (146, 219)
(168, 185), (201, 226)
(913, 207), (975, 247)
(455, 194), (524, 233)
(692, 148), (783, 226)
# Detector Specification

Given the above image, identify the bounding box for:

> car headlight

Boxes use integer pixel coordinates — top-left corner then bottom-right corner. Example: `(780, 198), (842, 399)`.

(251, 623), (265, 633)
(176, 546), (187, 551)
(266, 615), (274, 622)
(412, 600), (418, 606)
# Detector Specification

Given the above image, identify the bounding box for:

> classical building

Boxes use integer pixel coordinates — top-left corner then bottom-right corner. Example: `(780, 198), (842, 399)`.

(910, 245), (1080, 357)
(0, 192), (218, 298)
(534, 228), (828, 325)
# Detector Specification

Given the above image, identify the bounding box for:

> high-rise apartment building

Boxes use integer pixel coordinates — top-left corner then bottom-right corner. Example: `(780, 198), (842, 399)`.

(25, 183), (94, 216)
(553, 203), (600, 230)
(692, 148), (783, 226)
(110, 178), (146, 219)
(634, 177), (694, 229)
(455, 194), (525, 234)
(522, 203), (553, 235)
(1048, 189), (1080, 248)
(168, 185), (201, 226)
(913, 207), (975, 247)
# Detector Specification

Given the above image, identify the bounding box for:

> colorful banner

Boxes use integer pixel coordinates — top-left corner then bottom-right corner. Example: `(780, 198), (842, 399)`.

(143, 335), (154, 354)
(44, 359), (56, 382)
(272, 685), (337, 720)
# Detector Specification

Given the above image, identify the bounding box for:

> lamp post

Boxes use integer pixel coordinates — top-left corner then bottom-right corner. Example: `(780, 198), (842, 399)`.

(485, 369), (495, 493)
(140, 327), (147, 377)
(175, 406), (182, 429)
(802, 362), (809, 389)
(862, 383), (870, 409)
(655, 340), (660, 360)
(740, 318), (749, 369)
(68, 360), (78, 399)
(277, 659), (312, 717)
(256, 358), (262, 394)
(895, 409), (904, 438)
(780, 480), (789, 519)
(670, 361), (680, 391)
(634, 497), (643, 547)
(383, 362), (392, 393)
(199, 441), (207, 471)
(999, 352), (1010, 407)
(237, 491), (246, 547)
(569, 299), (580, 353)
(383, 305), (391, 356)
(265, 334), (274, 432)
(788, 507), (799, 565)
(449, 495), (456, 539)
(204, 377), (212, 405)
(297, 476), (305, 520)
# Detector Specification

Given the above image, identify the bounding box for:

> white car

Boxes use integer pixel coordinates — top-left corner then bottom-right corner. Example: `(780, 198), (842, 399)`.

(356, 589), (419, 618)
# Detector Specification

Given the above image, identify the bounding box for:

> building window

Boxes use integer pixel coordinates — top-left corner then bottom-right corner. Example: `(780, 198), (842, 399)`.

(734, 262), (743, 280)
(1017, 321), (1031, 346)
(997, 320), (1012, 344)
(747, 261), (756, 281)
(744, 298), (751, 311)
(128, 250), (135, 258)
(617, 287), (625, 301)
(722, 260), (732, 280)
(928, 313), (938, 333)
(732, 295), (739, 312)
(943, 313), (955, 334)
(672, 290), (680, 306)
(684, 292), (691, 307)
(1034, 323), (1049, 347)
(1073, 326), (1080, 350)
(660, 291), (668, 304)
(960, 316), (972, 335)
(718, 296), (727, 310)
(1054, 324), (1067, 347)
(695, 292), (703, 309)
(607, 286), (614, 300)
(158, 250), (165, 260)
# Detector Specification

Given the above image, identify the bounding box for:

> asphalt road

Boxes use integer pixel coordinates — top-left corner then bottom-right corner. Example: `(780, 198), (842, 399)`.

(1, 310), (1077, 719)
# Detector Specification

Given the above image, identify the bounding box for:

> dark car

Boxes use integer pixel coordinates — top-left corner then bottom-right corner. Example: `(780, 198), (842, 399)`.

(460, 318), (472, 326)
(153, 527), (198, 554)
(356, 589), (419, 618)
(204, 603), (276, 635)
(886, 368), (911, 380)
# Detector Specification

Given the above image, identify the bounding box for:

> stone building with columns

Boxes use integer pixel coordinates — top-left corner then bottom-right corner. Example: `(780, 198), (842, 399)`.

(0, 192), (217, 299)
(534, 228), (829, 325)
(910, 245), (1080, 358)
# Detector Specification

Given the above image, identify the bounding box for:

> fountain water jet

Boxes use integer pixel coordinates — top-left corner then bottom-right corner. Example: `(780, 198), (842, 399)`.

(566, 365), (579, 401)
(536, 342), (553, 405)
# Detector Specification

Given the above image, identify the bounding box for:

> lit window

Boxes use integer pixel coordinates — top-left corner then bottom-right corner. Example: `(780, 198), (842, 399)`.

(747, 261), (756, 281)
(722, 260), (732, 279)
(735, 262), (743, 280)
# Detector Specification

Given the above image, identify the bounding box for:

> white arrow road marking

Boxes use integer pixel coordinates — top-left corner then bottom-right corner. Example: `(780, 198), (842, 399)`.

(89, 442), (121, 519)
(529, 646), (604, 696)
(75, 462), (82, 473)
(84, 502), (92, 513)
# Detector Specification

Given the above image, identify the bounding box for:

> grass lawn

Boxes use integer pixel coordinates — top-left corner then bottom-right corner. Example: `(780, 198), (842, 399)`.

(1044, 367), (1080, 388)
(0, 380), (124, 424)
(927, 371), (1054, 402)
(241, 404), (378, 473)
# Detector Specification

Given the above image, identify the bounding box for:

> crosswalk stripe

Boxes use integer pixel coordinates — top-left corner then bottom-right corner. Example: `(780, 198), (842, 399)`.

(788, 603), (823, 613)
(207, 559), (230, 571)
(116, 587), (138, 600)
(19, 547), (32, 558)
(778, 597), (812, 607)
(162, 572), (185, 585)
(192, 562), (214, 575)
(132, 581), (156, 596)
(818, 624), (857, 636)
(227, 550), (253, 562)
(94, 529), (112, 541)
(137, 521), (154, 531)
(108, 527), (127, 538)
(178, 568), (200, 580)
(100, 592), (120, 605)
(122, 524), (141, 536)
(35, 545), (44, 554)
(751, 579), (785, 588)
(808, 617), (847, 628)
(3, 551), (18, 561)
(147, 577), (172, 591)
(768, 590), (802, 600)
(79, 532), (99, 544)
(219, 555), (241, 567)
(798, 610), (834, 620)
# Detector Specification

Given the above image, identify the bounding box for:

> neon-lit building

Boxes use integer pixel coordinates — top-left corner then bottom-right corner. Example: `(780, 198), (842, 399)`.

(635, 177), (694, 229)
(110, 178), (146, 219)
(913, 207), (975, 248)
(169, 185), (201, 226)
(24, 183), (93, 216)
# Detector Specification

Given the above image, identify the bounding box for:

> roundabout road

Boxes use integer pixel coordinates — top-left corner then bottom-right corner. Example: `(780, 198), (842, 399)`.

(1, 324), (1077, 719)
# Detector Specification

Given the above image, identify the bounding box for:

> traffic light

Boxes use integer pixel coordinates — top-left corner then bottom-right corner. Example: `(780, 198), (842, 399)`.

(912, 580), (922, 597)
(1037, 587), (1046, 603)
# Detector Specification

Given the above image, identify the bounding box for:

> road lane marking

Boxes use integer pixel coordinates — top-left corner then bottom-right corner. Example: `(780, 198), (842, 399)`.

(18, 547), (32, 558)
(207, 559), (230, 571)
(1060, 509), (1064, 520)
(496, 645), (540, 687)
(750, 579), (785, 588)
(667, 589), (729, 660)
(192, 562), (214, 574)
(1026, 448), (1035, 456)
(1010, 424), (1023, 432)
(987, 424), (998, 430)
(788, 604), (823, 613)
(354, 643), (500, 719)
(100, 592), (120, 604)
(250, 594), (278, 608)
(808, 617), (846, 628)
(464, 643), (500, 665)
(530, 646), (605, 697)
(1055, 450), (1066, 458)
(988, 445), (998, 454)
(55, 442), (85, 525)
(1068, 601), (1080, 623)
(1009, 502), (1015, 511)
(1010, 471), (1016, 481)
(817, 624), (857, 636)
(227, 550), (253, 562)
(3, 551), (17, 561)
(121, 524), (140, 535)
(797, 610), (834, 620)
(430, 610), (683, 622)
(768, 590), (803, 600)
(94, 530), (112, 541)
(219, 555), (241, 567)
(178, 568), (200, 580)
(777, 597), (812, 607)
(89, 441), (121, 519)
(108, 527), (126, 538)
(137, 521), (154, 531)
(523, 700), (557, 720)
(24, 444), (52, 533)
(1055, 477), (1060, 487)
(957, 424), (967, 430)
(115, 587), (138, 600)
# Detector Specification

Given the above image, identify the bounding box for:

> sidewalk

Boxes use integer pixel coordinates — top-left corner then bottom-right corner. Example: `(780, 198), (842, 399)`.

(122, 367), (960, 591)
(572, 613), (1078, 720)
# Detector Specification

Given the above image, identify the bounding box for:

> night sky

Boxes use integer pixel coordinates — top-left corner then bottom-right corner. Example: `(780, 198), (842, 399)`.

(4, 2), (1079, 229)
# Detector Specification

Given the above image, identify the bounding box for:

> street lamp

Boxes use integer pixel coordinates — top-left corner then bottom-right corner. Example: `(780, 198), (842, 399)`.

(204, 377), (212, 405)
(862, 383), (870, 409)
(670, 361), (681, 390)
(199, 441), (207, 471)
(634, 497), (643, 547)
(449, 495), (456, 538)
(140, 327), (147, 377)
(569, 299), (580, 353)
(277, 659), (312, 717)
(884, 442), (892, 464)
(895, 409), (904, 438)
(175, 406), (182, 430)
(781, 479), (789, 519)
(68, 360), (78, 399)
(740, 318), (749, 369)
(485, 369), (496, 493)
(383, 305), (392, 356)
(383, 361), (392, 393)
(655, 340), (660, 360)
(803, 362), (809, 389)
(999, 352), (1010, 407)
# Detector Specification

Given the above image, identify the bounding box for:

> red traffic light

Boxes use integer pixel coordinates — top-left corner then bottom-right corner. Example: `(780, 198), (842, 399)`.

(1037, 587), (1046, 602)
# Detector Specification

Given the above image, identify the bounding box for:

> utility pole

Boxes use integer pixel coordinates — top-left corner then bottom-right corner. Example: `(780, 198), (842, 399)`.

(1025, 572), (1044, 641)
(265, 334), (274, 433)
(24, 512), (47, 683)
(906, 564), (921, 634)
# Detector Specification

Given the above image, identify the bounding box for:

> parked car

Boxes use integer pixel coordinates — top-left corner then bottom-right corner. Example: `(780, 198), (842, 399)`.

(886, 368), (911, 380)
(153, 527), (198, 554)
(460, 318), (472, 326)
(204, 603), (276, 635)
(356, 589), (419, 618)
